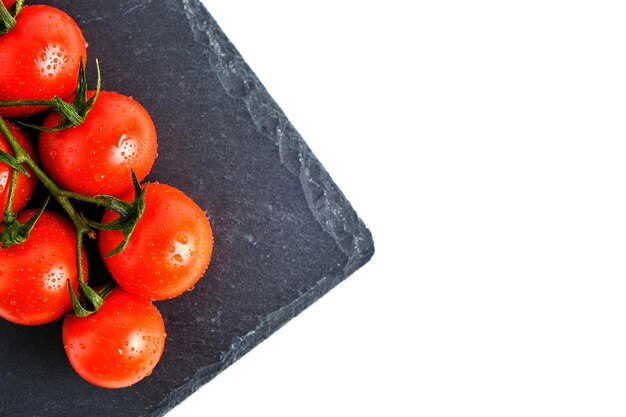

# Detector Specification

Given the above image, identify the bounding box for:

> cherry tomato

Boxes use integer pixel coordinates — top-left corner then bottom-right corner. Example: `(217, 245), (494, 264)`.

(39, 91), (158, 197)
(62, 287), (166, 389)
(0, 210), (87, 326)
(0, 5), (86, 118)
(2, 1), (16, 9)
(0, 122), (37, 221)
(99, 183), (213, 300)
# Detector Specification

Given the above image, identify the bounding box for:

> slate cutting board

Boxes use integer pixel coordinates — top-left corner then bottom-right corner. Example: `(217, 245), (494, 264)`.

(0, 1), (374, 415)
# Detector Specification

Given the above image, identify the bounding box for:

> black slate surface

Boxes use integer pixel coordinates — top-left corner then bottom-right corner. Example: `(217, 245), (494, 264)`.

(0, 1), (374, 416)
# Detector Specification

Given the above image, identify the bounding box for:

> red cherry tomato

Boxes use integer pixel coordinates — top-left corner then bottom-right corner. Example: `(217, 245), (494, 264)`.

(39, 91), (158, 197)
(0, 210), (87, 326)
(62, 288), (166, 389)
(2, 1), (16, 9)
(99, 183), (213, 300)
(0, 122), (37, 221)
(0, 5), (86, 118)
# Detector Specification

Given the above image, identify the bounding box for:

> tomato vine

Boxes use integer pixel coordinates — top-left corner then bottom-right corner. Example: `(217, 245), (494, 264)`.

(0, 0), (214, 389)
(0, 60), (146, 316)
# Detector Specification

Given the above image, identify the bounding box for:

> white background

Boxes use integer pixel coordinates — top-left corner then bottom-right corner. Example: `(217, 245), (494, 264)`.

(170, 1), (626, 416)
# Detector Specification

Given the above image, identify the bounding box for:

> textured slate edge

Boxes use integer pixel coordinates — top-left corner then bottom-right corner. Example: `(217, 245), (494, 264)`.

(181, 0), (373, 276)
(151, 1), (376, 415)
(155, 274), (351, 416)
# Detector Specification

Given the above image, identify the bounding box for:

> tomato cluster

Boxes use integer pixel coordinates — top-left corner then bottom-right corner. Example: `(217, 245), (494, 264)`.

(0, 3), (214, 388)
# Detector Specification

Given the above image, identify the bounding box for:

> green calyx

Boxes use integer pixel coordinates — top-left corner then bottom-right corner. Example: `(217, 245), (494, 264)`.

(83, 170), (146, 257)
(19, 59), (102, 132)
(68, 282), (115, 318)
(1, 196), (48, 249)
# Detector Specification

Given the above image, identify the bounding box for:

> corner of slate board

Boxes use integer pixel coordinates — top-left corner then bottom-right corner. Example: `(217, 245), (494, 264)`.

(0, 1), (375, 416)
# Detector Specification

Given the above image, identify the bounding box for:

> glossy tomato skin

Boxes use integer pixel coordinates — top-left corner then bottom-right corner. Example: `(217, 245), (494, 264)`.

(0, 210), (87, 326)
(99, 183), (213, 300)
(39, 91), (158, 197)
(0, 5), (86, 118)
(0, 122), (37, 221)
(62, 288), (166, 389)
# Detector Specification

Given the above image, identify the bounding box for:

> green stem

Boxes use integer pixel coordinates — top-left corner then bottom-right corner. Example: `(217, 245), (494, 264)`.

(59, 190), (112, 206)
(0, 1), (15, 33)
(20, 158), (91, 234)
(0, 98), (82, 131)
(74, 229), (105, 314)
(3, 167), (18, 222)
(75, 230), (86, 285)
(14, 0), (24, 16)
(0, 99), (56, 107)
